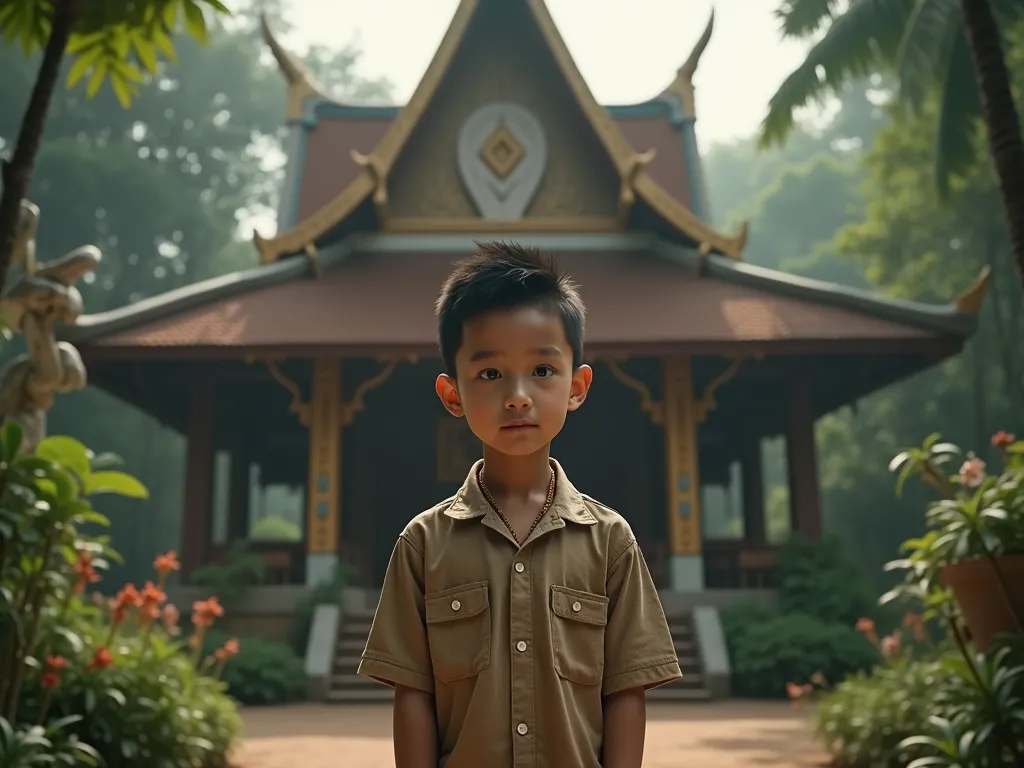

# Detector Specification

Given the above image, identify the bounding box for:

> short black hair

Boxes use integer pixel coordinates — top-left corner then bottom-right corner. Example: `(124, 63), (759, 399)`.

(435, 241), (586, 375)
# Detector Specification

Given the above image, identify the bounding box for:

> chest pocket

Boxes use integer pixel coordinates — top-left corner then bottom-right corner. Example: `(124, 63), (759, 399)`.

(425, 581), (491, 684)
(550, 585), (608, 686)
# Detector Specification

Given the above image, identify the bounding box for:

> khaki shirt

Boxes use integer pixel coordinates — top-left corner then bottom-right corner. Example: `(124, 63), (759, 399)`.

(358, 459), (681, 768)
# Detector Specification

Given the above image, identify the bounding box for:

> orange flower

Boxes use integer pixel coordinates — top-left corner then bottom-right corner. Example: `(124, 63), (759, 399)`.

(785, 681), (813, 710)
(154, 551), (180, 576)
(154, 551), (181, 589)
(45, 656), (67, 672)
(992, 431), (1016, 449)
(855, 617), (878, 644)
(87, 646), (113, 671)
(881, 630), (902, 661)
(72, 552), (100, 594)
(191, 597), (224, 630)
(903, 612), (927, 643)
(162, 604), (180, 633)
(137, 581), (167, 626)
(111, 584), (142, 627)
(214, 638), (240, 664)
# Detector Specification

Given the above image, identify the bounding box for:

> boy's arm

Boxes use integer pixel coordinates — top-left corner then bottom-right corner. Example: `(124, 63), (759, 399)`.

(394, 685), (438, 768)
(601, 533), (682, 766)
(602, 687), (646, 768)
(357, 533), (438, 764)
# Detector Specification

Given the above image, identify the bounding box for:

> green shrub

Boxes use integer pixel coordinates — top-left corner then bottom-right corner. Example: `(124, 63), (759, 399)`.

(190, 540), (265, 607)
(777, 534), (876, 625)
(22, 624), (243, 768)
(204, 630), (307, 706)
(250, 515), (301, 542)
(722, 603), (879, 698)
(812, 656), (945, 768)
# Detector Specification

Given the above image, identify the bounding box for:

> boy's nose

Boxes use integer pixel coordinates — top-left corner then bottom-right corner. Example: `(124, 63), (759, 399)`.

(504, 382), (532, 410)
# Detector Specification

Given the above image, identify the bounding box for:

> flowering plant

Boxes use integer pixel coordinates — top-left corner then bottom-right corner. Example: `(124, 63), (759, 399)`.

(883, 431), (1024, 624)
(0, 423), (242, 766)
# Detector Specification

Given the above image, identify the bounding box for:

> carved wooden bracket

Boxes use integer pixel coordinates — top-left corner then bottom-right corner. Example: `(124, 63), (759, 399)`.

(600, 358), (664, 425)
(257, 357), (312, 427)
(694, 357), (745, 424)
(617, 148), (657, 226)
(351, 150), (390, 226)
(340, 354), (419, 427)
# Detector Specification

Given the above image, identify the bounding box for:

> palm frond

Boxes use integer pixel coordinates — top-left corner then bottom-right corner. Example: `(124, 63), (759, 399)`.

(775, 0), (843, 38)
(760, 0), (917, 148)
(935, 27), (982, 199)
(897, 0), (961, 110)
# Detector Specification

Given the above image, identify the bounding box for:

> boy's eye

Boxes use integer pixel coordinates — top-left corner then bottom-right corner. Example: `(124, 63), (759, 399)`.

(477, 368), (501, 381)
(534, 365), (555, 378)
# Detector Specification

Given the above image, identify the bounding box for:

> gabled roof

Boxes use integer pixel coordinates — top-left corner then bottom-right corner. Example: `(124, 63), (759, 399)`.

(253, 0), (748, 265)
(62, 233), (988, 356)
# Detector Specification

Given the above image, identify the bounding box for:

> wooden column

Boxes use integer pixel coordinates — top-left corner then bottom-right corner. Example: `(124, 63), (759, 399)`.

(306, 358), (342, 585)
(786, 378), (823, 540)
(663, 358), (703, 590)
(741, 432), (766, 543)
(227, 439), (249, 541)
(181, 370), (215, 581)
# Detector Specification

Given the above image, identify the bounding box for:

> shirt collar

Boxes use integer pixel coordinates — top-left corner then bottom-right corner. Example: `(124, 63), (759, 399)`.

(444, 458), (596, 526)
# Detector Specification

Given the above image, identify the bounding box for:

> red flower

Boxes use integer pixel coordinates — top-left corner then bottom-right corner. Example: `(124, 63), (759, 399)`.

(41, 655), (66, 688)
(87, 646), (114, 671)
(72, 552), (100, 594)
(41, 672), (60, 688)
(992, 431), (1016, 449)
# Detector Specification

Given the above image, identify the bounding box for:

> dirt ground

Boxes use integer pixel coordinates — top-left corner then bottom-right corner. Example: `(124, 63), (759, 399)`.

(233, 701), (830, 768)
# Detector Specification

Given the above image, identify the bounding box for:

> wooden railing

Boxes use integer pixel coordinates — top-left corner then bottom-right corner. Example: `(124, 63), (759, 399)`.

(703, 541), (778, 589)
(206, 540), (306, 585)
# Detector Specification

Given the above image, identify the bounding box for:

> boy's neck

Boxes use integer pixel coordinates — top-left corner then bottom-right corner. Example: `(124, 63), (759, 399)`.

(480, 444), (553, 500)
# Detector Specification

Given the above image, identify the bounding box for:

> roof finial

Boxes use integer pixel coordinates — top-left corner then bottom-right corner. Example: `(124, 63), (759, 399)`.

(662, 9), (715, 118)
(954, 265), (991, 314)
(260, 13), (331, 121)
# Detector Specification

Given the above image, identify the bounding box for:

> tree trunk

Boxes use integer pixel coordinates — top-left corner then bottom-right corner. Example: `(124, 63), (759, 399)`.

(960, 0), (1024, 294)
(0, 0), (79, 300)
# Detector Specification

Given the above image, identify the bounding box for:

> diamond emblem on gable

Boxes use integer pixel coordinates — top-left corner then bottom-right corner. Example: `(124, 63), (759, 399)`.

(479, 124), (525, 180)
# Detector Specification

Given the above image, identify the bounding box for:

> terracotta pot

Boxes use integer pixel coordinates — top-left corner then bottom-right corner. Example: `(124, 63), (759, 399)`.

(940, 554), (1024, 651)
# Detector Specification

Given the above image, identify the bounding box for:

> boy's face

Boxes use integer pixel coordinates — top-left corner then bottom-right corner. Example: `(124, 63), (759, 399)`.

(435, 305), (592, 457)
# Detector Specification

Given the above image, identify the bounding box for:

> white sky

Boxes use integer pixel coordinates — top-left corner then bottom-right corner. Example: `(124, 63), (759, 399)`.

(282, 0), (811, 148)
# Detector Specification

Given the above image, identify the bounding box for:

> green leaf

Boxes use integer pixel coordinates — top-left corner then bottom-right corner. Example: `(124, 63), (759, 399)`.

(84, 471), (149, 499)
(36, 436), (91, 480)
(66, 53), (95, 89)
(183, 0), (208, 43)
(0, 419), (22, 462)
(111, 72), (134, 109)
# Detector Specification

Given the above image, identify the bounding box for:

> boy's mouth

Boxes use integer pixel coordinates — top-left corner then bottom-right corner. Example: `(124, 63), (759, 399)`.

(501, 420), (538, 430)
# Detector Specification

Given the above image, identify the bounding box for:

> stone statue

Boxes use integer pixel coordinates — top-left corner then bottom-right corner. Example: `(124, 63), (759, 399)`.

(0, 201), (100, 452)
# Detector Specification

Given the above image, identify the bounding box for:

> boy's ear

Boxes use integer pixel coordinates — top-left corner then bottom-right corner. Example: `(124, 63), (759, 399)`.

(435, 373), (464, 417)
(567, 364), (593, 412)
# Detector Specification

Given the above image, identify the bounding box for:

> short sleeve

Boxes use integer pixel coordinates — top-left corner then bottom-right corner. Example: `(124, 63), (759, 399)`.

(357, 534), (434, 693)
(602, 539), (682, 696)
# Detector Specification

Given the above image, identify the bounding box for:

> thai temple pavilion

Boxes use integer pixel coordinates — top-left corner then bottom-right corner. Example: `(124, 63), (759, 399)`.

(64, 0), (985, 700)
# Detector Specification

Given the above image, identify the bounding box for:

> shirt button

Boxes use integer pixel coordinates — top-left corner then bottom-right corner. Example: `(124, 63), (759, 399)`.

(517, 723), (529, 736)
(514, 562), (525, 573)
(572, 601), (582, 612)
(516, 641), (527, 652)
(451, 600), (461, 611)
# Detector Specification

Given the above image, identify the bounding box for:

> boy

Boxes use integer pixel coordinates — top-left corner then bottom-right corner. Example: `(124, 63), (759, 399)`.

(357, 242), (681, 767)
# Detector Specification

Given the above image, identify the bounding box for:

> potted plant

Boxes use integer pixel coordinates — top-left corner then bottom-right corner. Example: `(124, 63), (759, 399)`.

(887, 431), (1024, 652)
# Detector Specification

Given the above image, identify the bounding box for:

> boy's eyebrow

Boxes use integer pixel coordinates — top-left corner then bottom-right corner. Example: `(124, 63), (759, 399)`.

(467, 346), (563, 362)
